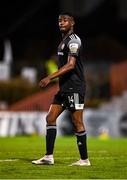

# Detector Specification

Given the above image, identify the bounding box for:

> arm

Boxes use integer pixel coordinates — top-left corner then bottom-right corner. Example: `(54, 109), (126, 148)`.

(39, 56), (76, 88)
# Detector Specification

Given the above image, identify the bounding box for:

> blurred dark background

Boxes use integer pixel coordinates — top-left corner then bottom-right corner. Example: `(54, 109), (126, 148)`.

(0, 0), (127, 62)
(0, 0), (127, 137)
(0, 0), (127, 109)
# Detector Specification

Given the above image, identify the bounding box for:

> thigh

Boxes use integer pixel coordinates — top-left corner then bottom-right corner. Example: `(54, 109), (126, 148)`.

(46, 104), (64, 125)
(71, 110), (85, 132)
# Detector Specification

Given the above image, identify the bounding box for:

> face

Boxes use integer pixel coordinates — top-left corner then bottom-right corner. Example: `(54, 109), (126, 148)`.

(58, 15), (74, 33)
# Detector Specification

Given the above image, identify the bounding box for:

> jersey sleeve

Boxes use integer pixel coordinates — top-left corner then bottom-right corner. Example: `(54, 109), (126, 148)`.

(67, 37), (81, 57)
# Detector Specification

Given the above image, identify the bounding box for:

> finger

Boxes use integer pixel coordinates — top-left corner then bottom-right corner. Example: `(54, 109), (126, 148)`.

(39, 81), (44, 87)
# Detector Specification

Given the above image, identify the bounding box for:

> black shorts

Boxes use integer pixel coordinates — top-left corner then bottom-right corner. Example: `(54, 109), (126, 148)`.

(52, 91), (85, 111)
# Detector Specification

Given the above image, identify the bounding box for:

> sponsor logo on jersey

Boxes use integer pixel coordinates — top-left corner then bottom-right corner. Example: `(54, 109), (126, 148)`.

(58, 52), (64, 56)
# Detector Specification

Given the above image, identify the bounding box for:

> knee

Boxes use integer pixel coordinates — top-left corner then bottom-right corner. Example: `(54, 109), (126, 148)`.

(73, 120), (85, 132)
(46, 114), (56, 125)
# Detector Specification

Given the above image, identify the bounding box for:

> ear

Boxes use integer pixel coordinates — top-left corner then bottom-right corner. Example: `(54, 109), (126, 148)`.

(71, 21), (75, 26)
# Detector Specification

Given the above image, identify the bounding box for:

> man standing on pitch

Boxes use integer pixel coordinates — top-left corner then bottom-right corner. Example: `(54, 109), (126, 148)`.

(32, 12), (91, 166)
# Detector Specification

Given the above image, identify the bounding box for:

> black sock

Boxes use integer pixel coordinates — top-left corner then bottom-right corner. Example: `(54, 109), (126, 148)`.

(46, 125), (57, 155)
(75, 131), (88, 160)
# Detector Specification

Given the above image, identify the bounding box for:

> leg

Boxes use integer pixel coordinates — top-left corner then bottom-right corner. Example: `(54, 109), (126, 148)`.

(71, 109), (90, 164)
(46, 104), (64, 125)
(32, 104), (64, 165)
(45, 104), (64, 155)
(71, 109), (85, 132)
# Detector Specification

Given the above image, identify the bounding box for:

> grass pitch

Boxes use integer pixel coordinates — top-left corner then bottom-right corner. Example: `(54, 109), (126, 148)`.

(0, 136), (127, 179)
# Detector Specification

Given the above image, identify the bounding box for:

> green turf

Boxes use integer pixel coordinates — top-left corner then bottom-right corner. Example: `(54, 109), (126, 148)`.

(0, 136), (127, 179)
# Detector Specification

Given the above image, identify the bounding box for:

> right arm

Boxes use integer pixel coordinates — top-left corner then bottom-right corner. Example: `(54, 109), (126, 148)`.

(39, 55), (76, 88)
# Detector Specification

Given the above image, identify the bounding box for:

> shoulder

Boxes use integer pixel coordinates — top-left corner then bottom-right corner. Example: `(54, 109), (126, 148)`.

(69, 34), (81, 41)
(68, 34), (81, 47)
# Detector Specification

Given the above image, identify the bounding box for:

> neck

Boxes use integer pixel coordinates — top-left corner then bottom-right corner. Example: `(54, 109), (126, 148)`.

(62, 29), (73, 39)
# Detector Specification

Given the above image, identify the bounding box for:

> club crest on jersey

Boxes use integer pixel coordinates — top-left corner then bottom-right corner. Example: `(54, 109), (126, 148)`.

(61, 43), (65, 50)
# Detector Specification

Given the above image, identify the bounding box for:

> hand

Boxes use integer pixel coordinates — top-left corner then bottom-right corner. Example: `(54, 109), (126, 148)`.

(39, 77), (51, 88)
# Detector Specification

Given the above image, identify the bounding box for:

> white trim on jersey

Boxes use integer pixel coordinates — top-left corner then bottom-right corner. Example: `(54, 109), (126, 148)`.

(73, 93), (84, 110)
(69, 34), (75, 40)
(68, 34), (81, 50)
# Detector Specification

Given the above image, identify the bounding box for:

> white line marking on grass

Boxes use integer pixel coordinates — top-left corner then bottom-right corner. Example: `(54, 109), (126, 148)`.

(91, 157), (113, 159)
(0, 159), (18, 162)
(56, 156), (112, 160)
(89, 150), (107, 153)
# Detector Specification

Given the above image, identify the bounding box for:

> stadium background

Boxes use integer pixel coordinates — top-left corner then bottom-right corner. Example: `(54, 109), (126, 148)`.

(0, 0), (127, 137)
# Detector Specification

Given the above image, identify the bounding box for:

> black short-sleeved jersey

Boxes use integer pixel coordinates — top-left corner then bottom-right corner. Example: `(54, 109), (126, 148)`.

(57, 33), (86, 94)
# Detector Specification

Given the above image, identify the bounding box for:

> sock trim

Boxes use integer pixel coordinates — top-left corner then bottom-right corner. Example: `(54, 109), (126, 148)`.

(75, 131), (87, 136)
(46, 125), (56, 130)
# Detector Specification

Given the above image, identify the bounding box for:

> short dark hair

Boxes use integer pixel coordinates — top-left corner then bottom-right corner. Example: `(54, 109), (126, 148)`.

(59, 12), (74, 18)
